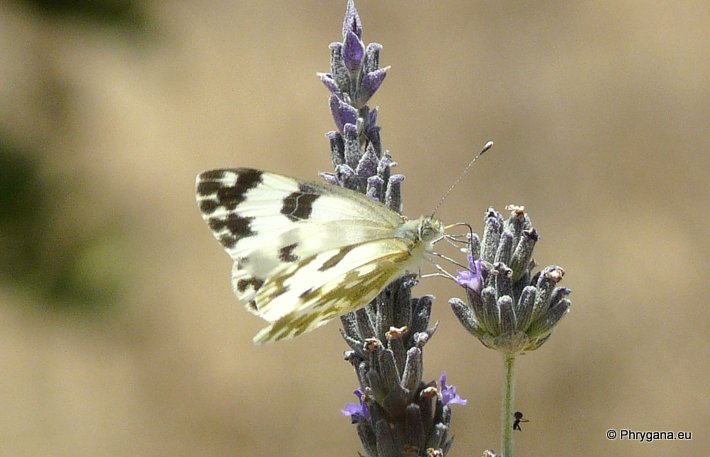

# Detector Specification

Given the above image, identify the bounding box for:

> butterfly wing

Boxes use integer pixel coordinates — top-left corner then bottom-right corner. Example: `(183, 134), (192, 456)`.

(196, 168), (405, 315)
(252, 237), (422, 344)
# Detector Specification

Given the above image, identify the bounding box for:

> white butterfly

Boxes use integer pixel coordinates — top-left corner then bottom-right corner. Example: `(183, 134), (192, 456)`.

(195, 168), (444, 344)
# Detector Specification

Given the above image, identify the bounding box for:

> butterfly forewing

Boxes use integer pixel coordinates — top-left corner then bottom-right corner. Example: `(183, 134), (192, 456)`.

(196, 169), (403, 256)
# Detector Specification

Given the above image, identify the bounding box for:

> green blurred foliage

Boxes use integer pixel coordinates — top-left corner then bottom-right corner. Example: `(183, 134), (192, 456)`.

(0, 140), (126, 313)
(0, 0), (146, 314)
(0, 144), (44, 277)
(16, 0), (147, 32)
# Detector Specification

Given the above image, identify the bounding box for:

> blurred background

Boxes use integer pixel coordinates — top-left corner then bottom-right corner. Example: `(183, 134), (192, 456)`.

(0, 1), (707, 456)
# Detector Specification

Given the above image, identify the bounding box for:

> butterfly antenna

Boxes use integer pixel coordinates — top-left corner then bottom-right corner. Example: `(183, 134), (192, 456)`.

(431, 140), (494, 217)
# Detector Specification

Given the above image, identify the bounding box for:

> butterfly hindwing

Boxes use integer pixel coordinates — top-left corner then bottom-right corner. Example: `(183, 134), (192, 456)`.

(253, 238), (418, 343)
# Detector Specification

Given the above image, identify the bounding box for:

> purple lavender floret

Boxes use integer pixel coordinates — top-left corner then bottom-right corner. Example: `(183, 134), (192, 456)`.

(342, 0), (362, 39)
(343, 30), (365, 72)
(319, 73), (339, 94)
(329, 94), (359, 134)
(456, 256), (487, 297)
(440, 373), (468, 407)
(341, 388), (371, 423)
(357, 67), (389, 106)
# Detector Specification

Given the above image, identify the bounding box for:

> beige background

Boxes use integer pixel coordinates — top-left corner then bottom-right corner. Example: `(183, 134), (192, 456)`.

(1, 1), (708, 456)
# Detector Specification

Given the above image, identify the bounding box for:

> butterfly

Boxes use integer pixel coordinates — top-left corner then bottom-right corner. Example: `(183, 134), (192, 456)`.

(195, 168), (444, 344)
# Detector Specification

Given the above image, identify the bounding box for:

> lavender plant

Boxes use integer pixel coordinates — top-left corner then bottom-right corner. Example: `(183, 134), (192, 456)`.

(316, 3), (571, 457)
(450, 205), (571, 457)
(319, 2), (466, 456)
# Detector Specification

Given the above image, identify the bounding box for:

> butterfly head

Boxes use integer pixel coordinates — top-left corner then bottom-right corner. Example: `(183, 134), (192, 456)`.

(418, 216), (445, 243)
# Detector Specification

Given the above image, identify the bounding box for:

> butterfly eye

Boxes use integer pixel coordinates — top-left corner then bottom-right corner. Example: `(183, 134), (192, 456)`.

(418, 221), (430, 239)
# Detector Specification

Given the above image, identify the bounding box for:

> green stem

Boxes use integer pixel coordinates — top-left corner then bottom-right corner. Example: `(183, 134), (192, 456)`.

(501, 353), (517, 457)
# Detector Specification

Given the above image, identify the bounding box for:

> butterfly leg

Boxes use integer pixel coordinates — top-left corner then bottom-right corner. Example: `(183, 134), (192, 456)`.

(430, 251), (468, 270)
(421, 257), (459, 282)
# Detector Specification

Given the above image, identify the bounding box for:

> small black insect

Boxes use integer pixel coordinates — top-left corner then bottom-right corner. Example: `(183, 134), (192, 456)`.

(513, 411), (529, 431)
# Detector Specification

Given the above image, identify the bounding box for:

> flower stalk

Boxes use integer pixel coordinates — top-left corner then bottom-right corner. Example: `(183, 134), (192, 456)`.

(501, 354), (516, 457)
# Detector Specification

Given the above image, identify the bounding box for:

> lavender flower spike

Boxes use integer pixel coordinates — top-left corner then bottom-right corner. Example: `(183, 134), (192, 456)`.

(341, 294), (459, 456)
(321, 2), (463, 455)
(450, 205), (571, 354)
